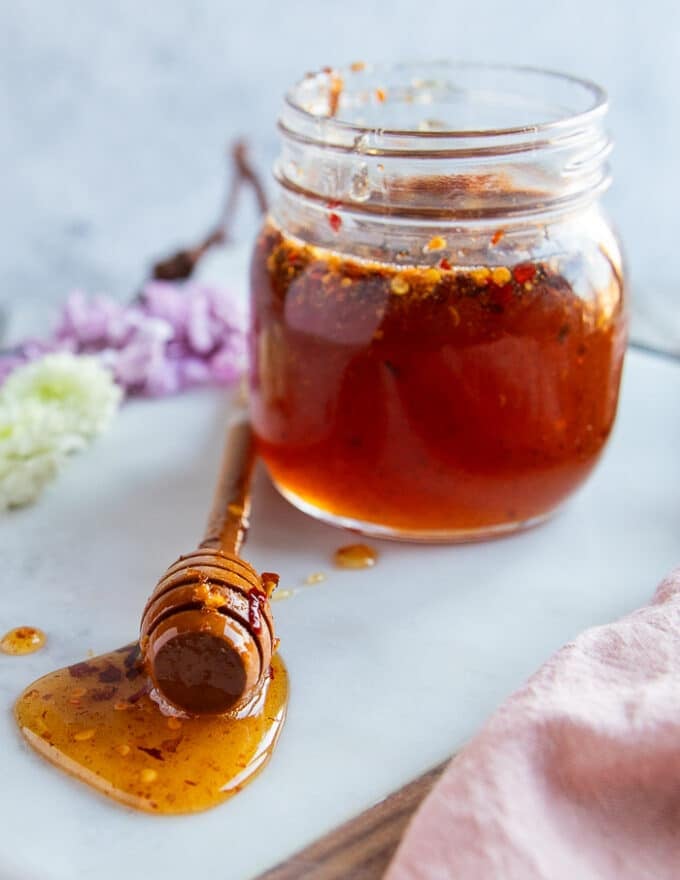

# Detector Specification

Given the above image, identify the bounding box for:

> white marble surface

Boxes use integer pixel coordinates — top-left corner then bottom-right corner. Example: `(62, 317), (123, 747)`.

(1, 347), (679, 879)
(2, 6), (680, 872)
(2, 0), (679, 329)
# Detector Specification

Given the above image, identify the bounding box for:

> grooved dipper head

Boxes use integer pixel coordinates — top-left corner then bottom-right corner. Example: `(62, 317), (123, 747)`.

(140, 550), (276, 716)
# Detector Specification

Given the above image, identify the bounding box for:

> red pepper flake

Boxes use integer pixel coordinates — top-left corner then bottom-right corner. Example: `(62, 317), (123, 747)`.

(68, 662), (98, 679)
(97, 663), (123, 683)
(127, 683), (150, 703)
(248, 588), (268, 634)
(90, 686), (116, 702)
(439, 257), (452, 270)
(328, 212), (342, 233)
(137, 746), (164, 762)
(328, 74), (344, 117)
(327, 199), (341, 209)
(512, 263), (536, 284)
(491, 228), (505, 246)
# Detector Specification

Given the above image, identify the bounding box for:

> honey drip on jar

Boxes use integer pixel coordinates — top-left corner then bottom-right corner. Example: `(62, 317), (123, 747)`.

(1, 626), (46, 655)
(15, 643), (288, 814)
(333, 544), (378, 569)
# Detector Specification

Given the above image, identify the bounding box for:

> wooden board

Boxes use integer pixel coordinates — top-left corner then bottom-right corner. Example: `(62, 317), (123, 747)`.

(256, 763), (447, 879)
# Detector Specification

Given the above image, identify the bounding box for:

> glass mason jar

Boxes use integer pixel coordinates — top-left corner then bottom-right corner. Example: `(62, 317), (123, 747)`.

(249, 62), (628, 542)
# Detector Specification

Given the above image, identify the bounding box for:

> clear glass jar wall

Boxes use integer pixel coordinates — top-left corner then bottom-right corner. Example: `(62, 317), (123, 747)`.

(249, 63), (628, 541)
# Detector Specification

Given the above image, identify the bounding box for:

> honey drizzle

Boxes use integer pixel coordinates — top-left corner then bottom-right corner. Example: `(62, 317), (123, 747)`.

(15, 643), (288, 814)
(1, 626), (46, 655)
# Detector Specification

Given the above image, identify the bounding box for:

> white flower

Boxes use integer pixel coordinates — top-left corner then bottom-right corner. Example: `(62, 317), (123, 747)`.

(1, 353), (122, 443)
(0, 353), (122, 510)
(0, 401), (65, 509)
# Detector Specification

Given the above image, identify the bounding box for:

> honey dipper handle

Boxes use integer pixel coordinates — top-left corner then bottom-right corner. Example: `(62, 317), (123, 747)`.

(200, 417), (256, 556)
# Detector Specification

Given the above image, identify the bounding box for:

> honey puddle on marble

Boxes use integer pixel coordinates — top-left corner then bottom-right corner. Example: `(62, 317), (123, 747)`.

(15, 643), (288, 814)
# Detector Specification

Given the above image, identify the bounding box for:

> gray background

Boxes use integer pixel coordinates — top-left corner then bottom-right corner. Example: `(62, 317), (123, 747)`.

(2, 0), (677, 335)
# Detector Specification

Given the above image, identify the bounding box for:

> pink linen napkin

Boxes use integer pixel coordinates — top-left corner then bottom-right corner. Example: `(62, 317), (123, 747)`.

(386, 569), (680, 880)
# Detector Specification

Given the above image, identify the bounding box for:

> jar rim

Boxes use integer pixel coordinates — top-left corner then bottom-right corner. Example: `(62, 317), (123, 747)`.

(277, 61), (611, 225)
(283, 61), (608, 148)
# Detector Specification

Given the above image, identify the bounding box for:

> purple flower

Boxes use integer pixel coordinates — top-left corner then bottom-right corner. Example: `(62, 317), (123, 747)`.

(0, 354), (26, 385)
(187, 288), (215, 354)
(210, 344), (244, 384)
(0, 280), (246, 399)
(143, 282), (189, 332)
(57, 290), (124, 348)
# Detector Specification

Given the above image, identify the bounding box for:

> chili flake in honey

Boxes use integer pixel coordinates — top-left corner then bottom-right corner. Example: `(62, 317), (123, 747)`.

(249, 222), (626, 538)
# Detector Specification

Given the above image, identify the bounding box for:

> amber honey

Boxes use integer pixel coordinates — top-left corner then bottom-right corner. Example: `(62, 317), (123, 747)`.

(249, 223), (627, 539)
(1, 626), (46, 655)
(333, 544), (378, 569)
(15, 643), (288, 814)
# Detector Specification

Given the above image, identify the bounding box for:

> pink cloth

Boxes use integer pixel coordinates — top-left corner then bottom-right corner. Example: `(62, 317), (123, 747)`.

(386, 570), (680, 880)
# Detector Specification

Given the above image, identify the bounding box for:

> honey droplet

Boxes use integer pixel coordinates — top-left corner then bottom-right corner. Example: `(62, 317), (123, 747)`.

(1, 626), (46, 656)
(333, 544), (378, 570)
(271, 589), (296, 602)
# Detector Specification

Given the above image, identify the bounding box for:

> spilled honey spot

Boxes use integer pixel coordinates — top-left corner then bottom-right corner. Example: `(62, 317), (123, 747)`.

(333, 544), (378, 570)
(15, 644), (288, 814)
(271, 589), (296, 602)
(1, 626), (46, 656)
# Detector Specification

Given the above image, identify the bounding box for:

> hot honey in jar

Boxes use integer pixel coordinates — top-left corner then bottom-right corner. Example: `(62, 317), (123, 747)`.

(250, 63), (628, 541)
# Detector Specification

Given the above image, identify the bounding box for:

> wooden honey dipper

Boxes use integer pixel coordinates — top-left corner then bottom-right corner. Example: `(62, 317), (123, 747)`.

(140, 416), (278, 716)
